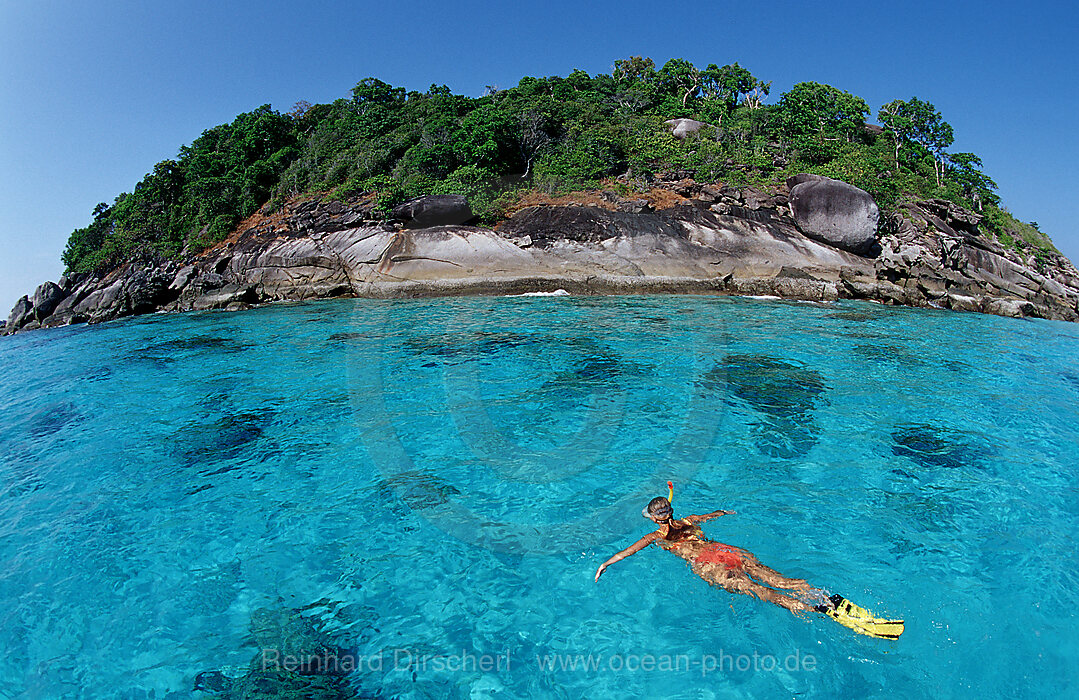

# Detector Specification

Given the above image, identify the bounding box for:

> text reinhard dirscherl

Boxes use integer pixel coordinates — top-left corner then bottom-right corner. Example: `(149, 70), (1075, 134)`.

(259, 648), (817, 678)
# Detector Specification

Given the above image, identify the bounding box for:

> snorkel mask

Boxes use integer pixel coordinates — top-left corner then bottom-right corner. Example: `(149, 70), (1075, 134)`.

(641, 481), (675, 520)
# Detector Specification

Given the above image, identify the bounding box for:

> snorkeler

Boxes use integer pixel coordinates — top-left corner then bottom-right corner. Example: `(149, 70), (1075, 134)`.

(594, 482), (904, 639)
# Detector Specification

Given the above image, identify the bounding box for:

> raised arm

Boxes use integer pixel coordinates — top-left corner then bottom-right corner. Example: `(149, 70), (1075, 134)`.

(594, 532), (659, 582)
(684, 509), (736, 525)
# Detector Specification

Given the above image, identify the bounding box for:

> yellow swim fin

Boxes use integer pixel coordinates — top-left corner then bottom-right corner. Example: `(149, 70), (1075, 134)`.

(819, 594), (904, 640)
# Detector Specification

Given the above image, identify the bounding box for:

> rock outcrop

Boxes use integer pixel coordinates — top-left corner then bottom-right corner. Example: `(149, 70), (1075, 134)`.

(6, 174), (1079, 334)
(788, 175), (880, 254)
(6, 295), (32, 329)
(664, 118), (710, 139)
(391, 194), (473, 228)
(867, 198), (1079, 318)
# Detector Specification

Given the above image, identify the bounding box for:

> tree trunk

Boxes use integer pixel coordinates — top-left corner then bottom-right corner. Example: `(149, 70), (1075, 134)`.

(681, 77), (700, 109)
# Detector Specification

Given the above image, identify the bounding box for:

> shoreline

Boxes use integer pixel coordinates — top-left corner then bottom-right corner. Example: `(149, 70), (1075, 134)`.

(4, 276), (1056, 343)
(7, 177), (1079, 334)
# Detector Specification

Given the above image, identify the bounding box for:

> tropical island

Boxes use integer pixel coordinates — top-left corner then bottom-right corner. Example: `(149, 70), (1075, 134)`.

(5, 56), (1078, 334)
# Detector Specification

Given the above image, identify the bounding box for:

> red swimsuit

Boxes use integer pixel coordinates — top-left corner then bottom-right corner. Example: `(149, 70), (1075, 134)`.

(695, 542), (744, 569)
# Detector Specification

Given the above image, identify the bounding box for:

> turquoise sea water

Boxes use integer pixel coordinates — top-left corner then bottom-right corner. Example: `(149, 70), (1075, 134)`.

(1, 295), (1077, 698)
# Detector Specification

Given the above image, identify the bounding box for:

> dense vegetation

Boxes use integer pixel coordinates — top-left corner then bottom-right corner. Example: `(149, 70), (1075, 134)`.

(62, 57), (1056, 274)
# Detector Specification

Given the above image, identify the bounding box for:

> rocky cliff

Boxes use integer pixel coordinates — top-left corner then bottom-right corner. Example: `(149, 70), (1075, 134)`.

(6, 174), (1079, 334)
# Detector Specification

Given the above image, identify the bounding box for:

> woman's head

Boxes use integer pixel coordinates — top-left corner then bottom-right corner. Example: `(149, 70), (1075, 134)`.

(643, 496), (673, 522)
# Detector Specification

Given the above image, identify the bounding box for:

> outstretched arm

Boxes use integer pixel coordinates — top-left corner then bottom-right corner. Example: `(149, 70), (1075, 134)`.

(594, 532), (658, 582)
(685, 509), (735, 525)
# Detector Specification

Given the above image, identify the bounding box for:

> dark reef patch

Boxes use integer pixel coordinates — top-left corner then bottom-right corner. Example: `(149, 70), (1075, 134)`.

(172, 409), (276, 467)
(138, 334), (249, 355)
(405, 331), (641, 398)
(129, 334), (251, 369)
(191, 602), (370, 698)
(827, 310), (880, 322)
(25, 401), (82, 439)
(942, 359), (969, 374)
(377, 469), (461, 511)
(540, 350), (628, 393)
(698, 354), (828, 458)
(854, 343), (926, 367)
(750, 417), (821, 459)
(705, 354), (828, 419)
(890, 423), (989, 471)
(327, 331), (365, 342)
(403, 330), (541, 364)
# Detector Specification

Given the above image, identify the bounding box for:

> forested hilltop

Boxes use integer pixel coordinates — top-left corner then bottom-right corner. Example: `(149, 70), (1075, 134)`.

(62, 56), (1057, 276)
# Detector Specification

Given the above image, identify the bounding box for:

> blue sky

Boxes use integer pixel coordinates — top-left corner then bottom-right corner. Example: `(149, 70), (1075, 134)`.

(2, 0), (1077, 313)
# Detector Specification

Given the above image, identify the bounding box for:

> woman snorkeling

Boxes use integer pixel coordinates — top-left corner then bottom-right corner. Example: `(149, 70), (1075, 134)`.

(594, 483), (904, 639)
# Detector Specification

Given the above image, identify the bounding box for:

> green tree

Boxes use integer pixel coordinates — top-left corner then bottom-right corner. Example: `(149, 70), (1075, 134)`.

(62, 202), (113, 272)
(453, 104), (520, 173)
(945, 152), (998, 208)
(612, 56), (659, 113)
(178, 105), (297, 246)
(613, 55), (656, 83)
(351, 77), (406, 108)
(878, 97), (954, 186)
(699, 63), (770, 125)
(701, 64), (750, 109)
(516, 107), (556, 178)
(778, 82), (869, 142)
(657, 58), (701, 112)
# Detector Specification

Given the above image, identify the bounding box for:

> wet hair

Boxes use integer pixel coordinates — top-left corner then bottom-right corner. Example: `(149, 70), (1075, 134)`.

(646, 496), (673, 520)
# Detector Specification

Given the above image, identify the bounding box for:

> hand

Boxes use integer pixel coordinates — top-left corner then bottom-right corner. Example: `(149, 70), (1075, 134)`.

(724, 510), (736, 516)
(594, 564), (607, 582)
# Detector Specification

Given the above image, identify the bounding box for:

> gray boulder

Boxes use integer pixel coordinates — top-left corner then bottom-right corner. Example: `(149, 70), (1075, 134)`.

(125, 267), (176, 313)
(7, 295), (32, 329)
(788, 175), (879, 255)
(501, 205), (684, 246)
(391, 194), (473, 228)
(31, 281), (66, 320)
(48, 278), (96, 326)
(67, 265), (176, 322)
(58, 272), (89, 292)
(169, 265), (197, 291)
(786, 173), (827, 189)
(984, 297), (1035, 319)
(73, 280), (125, 320)
(664, 118), (710, 139)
